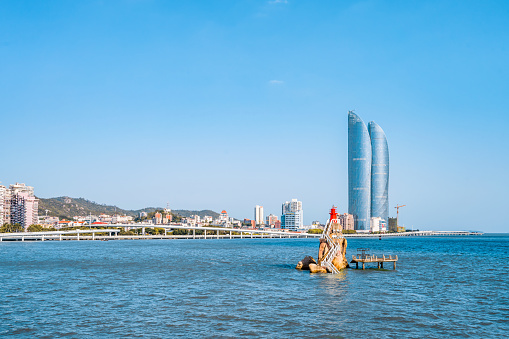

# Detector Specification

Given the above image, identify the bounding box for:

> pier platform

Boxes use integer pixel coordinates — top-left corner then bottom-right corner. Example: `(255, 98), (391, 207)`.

(350, 248), (398, 270)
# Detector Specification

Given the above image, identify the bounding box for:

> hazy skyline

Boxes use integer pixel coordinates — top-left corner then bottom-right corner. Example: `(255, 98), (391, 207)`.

(1, 1), (508, 232)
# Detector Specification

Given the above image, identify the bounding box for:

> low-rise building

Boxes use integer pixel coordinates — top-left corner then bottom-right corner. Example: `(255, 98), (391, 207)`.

(389, 217), (398, 232)
(370, 217), (382, 233)
(266, 214), (279, 228)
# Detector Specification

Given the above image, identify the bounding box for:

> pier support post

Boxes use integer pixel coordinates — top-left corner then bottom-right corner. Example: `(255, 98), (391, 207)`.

(142, 227), (145, 235)
(22, 236), (24, 242)
(193, 229), (195, 239)
(164, 229), (167, 236)
(229, 231), (232, 239)
(251, 232), (253, 239)
(93, 233), (95, 240)
(77, 233), (80, 241)
(41, 236), (44, 242)
(393, 262), (396, 270)
(59, 234), (62, 241)
(241, 232), (243, 239)
(356, 262), (358, 269)
(362, 262), (365, 270)
(205, 230), (207, 239)
(217, 230), (219, 239)
(381, 262), (384, 269)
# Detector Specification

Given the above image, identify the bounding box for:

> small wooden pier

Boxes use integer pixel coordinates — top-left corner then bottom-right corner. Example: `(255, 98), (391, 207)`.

(350, 248), (398, 270)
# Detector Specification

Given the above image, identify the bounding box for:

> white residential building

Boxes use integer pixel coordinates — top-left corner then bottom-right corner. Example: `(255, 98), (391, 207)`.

(370, 217), (383, 233)
(281, 199), (303, 231)
(254, 205), (264, 226)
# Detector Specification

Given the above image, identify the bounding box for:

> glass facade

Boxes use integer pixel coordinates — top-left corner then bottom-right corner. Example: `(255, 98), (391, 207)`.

(369, 122), (389, 225)
(348, 112), (371, 230)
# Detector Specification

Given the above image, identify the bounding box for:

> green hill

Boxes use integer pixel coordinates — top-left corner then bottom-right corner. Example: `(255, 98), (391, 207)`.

(37, 197), (219, 220)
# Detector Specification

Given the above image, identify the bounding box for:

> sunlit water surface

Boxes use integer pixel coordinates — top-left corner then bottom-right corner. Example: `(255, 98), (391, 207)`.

(0, 235), (508, 338)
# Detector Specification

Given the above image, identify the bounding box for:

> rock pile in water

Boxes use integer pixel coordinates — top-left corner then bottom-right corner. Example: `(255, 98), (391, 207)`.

(296, 237), (349, 273)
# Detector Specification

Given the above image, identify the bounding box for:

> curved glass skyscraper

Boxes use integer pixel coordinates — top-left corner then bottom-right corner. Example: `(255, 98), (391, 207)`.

(369, 121), (389, 225)
(348, 112), (371, 231)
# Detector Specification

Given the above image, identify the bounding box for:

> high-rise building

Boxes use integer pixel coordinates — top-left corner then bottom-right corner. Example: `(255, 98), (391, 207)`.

(254, 205), (264, 225)
(348, 112), (372, 230)
(348, 112), (389, 231)
(0, 185), (7, 225)
(8, 183), (38, 229)
(281, 199), (303, 231)
(339, 213), (354, 231)
(369, 121), (389, 226)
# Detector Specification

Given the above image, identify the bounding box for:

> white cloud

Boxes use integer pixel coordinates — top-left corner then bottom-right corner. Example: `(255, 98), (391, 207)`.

(269, 80), (284, 85)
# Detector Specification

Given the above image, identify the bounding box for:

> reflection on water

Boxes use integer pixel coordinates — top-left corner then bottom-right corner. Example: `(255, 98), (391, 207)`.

(0, 235), (508, 337)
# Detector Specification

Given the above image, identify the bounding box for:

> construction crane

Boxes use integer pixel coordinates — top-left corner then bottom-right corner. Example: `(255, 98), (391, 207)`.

(395, 204), (406, 227)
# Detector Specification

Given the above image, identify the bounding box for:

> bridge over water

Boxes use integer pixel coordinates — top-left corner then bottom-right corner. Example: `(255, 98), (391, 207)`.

(0, 225), (482, 242)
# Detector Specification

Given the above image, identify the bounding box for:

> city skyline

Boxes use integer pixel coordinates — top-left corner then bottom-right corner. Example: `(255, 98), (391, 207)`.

(1, 1), (508, 232)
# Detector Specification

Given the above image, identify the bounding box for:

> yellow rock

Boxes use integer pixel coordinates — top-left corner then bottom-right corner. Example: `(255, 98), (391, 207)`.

(309, 263), (328, 273)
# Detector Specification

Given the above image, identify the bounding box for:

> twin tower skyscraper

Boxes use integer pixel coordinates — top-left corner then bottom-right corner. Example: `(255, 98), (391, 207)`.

(348, 111), (389, 230)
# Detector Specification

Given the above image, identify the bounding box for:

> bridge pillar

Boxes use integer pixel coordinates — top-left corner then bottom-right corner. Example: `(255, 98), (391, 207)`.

(142, 227), (145, 235)
(59, 234), (62, 241)
(41, 236), (44, 242)
(229, 231), (232, 239)
(93, 233), (95, 240)
(241, 232), (243, 239)
(22, 236), (24, 242)
(193, 229), (195, 239)
(164, 229), (167, 236)
(77, 233), (80, 241)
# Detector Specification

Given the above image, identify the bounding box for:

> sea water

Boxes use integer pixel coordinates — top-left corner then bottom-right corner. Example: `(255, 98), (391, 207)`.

(0, 235), (507, 338)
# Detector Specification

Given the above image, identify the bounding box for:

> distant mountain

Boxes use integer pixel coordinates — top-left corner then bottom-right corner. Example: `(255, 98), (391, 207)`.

(37, 197), (219, 220)
(172, 210), (220, 219)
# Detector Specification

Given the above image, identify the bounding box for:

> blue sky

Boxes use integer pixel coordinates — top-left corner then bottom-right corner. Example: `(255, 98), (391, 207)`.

(1, 0), (508, 232)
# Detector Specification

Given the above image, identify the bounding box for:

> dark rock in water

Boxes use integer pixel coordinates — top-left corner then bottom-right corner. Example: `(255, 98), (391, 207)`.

(296, 256), (316, 270)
